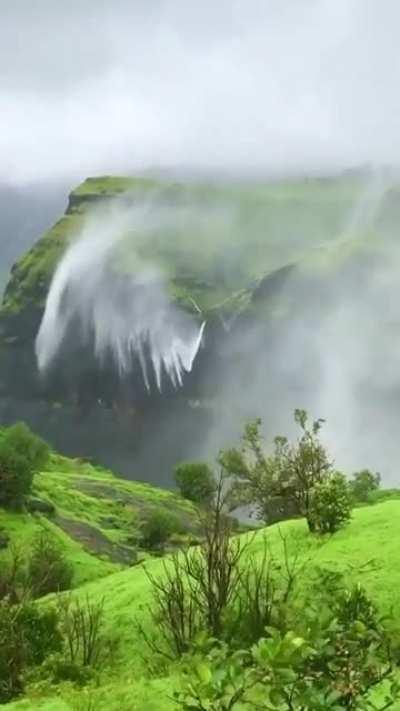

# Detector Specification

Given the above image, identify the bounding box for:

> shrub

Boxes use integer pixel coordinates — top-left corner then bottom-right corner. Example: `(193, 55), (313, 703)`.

(0, 598), (61, 703)
(309, 472), (353, 534)
(174, 461), (215, 506)
(140, 509), (182, 550)
(351, 469), (381, 502)
(0, 423), (50, 509)
(27, 531), (73, 598)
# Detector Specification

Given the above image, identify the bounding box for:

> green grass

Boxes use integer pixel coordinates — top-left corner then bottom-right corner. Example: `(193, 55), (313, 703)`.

(5, 500), (400, 710)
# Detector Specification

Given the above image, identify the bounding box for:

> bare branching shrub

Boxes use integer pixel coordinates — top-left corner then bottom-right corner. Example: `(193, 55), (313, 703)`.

(57, 594), (107, 667)
(137, 473), (253, 658)
(0, 545), (29, 603)
(136, 473), (305, 660)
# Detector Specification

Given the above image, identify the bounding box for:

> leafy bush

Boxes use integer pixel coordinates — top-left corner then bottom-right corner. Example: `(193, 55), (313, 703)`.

(174, 461), (215, 506)
(176, 582), (399, 710)
(140, 509), (182, 550)
(27, 531), (73, 597)
(0, 598), (61, 703)
(309, 472), (353, 534)
(351, 469), (381, 503)
(0, 423), (50, 509)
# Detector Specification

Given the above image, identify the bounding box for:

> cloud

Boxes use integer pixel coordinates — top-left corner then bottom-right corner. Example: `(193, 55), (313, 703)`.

(2, 0), (400, 185)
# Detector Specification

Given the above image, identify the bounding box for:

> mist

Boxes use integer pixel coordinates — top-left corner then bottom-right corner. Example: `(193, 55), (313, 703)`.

(201, 175), (400, 484)
(36, 200), (206, 390)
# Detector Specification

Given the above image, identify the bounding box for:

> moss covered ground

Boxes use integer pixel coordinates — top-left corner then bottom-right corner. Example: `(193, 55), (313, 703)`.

(4, 499), (400, 710)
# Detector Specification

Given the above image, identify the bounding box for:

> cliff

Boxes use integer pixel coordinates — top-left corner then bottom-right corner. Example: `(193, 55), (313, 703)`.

(0, 173), (395, 482)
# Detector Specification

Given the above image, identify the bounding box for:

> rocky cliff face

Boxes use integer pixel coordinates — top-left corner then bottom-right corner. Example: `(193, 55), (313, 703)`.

(0, 173), (396, 483)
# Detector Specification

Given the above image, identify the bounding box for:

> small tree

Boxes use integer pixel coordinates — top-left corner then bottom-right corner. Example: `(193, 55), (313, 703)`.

(309, 472), (353, 534)
(174, 461), (215, 506)
(27, 531), (73, 598)
(350, 469), (381, 503)
(0, 423), (50, 509)
(220, 410), (332, 531)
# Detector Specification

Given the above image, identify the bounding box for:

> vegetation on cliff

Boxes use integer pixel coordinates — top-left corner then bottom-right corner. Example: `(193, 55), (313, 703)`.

(0, 174), (373, 321)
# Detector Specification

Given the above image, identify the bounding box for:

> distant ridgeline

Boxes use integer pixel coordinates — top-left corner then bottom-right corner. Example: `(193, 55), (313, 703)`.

(0, 173), (398, 482)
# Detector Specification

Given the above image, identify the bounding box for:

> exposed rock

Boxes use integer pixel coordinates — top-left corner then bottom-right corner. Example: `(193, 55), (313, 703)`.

(53, 514), (137, 566)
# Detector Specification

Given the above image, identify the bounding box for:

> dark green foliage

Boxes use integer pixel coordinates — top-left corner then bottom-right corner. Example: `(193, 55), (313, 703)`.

(174, 461), (215, 506)
(0, 598), (61, 703)
(140, 509), (182, 550)
(309, 472), (353, 534)
(351, 469), (381, 503)
(0, 423), (50, 509)
(17, 604), (62, 666)
(27, 531), (73, 597)
(0, 527), (9, 549)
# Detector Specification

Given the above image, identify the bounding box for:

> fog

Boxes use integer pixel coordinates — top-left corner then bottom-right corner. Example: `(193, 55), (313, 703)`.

(36, 201), (206, 389)
(2, 1), (400, 185)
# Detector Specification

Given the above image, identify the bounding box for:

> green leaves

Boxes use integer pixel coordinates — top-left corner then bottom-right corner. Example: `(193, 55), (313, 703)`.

(176, 579), (399, 711)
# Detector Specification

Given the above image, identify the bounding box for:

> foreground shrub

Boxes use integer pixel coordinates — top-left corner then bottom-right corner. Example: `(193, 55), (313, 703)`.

(174, 461), (215, 506)
(176, 581), (399, 710)
(140, 509), (182, 550)
(0, 423), (50, 509)
(27, 531), (73, 597)
(309, 472), (353, 534)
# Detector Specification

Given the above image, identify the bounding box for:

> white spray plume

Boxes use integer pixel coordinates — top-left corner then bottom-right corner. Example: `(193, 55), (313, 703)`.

(35, 203), (205, 391)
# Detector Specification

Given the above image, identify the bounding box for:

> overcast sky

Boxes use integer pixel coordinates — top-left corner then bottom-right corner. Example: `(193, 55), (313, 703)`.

(2, 0), (400, 185)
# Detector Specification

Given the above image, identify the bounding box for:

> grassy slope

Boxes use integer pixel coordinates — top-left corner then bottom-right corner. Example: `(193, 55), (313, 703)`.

(6, 500), (400, 710)
(0, 453), (199, 587)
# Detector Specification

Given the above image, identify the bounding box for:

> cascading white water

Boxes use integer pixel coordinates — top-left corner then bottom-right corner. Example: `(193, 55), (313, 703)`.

(35, 204), (205, 391)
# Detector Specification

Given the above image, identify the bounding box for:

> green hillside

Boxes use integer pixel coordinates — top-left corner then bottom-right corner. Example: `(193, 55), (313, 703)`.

(5, 500), (400, 710)
(0, 452), (199, 587)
